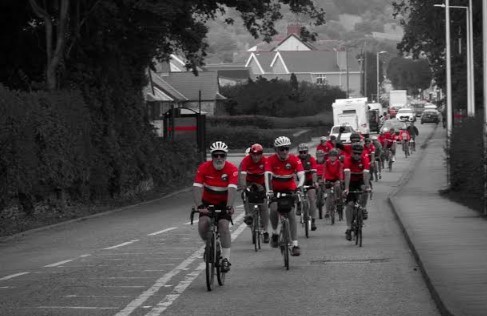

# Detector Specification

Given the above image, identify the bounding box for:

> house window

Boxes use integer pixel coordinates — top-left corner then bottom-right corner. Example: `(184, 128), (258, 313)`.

(316, 74), (328, 85)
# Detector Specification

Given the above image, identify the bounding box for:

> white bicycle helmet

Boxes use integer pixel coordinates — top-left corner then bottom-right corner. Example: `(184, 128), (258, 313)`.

(209, 141), (228, 153)
(320, 136), (327, 142)
(298, 143), (308, 152)
(274, 136), (291, 147)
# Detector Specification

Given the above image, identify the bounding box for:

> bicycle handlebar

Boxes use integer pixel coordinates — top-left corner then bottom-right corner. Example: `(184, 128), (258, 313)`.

(190, 205), (233, 225)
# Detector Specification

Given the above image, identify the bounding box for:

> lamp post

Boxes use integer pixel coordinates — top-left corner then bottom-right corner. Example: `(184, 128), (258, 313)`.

(435, 2), (475, 117)
(376, 51), (387, 102)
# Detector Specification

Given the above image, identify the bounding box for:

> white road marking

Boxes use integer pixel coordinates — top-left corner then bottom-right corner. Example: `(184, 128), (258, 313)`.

(103, 239), (139, 250)
(37, 306), (118, 310)
(146, 216), (247, 316)
(0, 286), (13, 289)
(44, 259), (74, 268)
(147, 227), (177, 236)
(0, 272), (30, 281)
(115, 212), (246, 316)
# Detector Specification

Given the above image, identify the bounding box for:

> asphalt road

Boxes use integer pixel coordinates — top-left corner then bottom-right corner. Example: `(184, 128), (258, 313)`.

(0, 123), (441, 316)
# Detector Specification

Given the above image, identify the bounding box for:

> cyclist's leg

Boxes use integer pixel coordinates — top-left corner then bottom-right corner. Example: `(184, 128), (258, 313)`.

(288, 207), (298, 245)
(259, 203), (270, 243)
(325, 187), (333, 215)
(198, 216), (210, 241)
(307, 188), (317, 230)
(218, 218), (232, 271)
(269, 202), (279, 247)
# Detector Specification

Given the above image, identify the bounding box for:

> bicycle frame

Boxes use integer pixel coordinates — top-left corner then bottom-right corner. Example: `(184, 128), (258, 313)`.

(270, 191), (296, 270)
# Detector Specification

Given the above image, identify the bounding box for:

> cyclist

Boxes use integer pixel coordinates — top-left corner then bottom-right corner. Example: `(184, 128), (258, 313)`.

(297, 143), (319, 231)
(336, 132), (365, 160)
(399, 127), (411, 156)
(363, 137), (377, 182)
(239, 143), (269, 243)
(315, 149), (326, 180)
(343, 143), (371, 241)
(385, 127), (397, 162)
(371, 136), (383, 180)
(317, 135), (336, 158)
(193, 141), (238, 272)
(322, 149), (343, 218)
(265, 136), (305, 256)
(316, 136), (328, 154)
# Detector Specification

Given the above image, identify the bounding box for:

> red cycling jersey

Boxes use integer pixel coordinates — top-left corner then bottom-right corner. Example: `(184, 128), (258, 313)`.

(265, 154), (304, 192)
(363, 143), (376, 160)
(323, 159), (343, 182)
(194, 161), (239, 205)
(315, 159), (325, 178)
(300, 154), (318, 185)
(239, 155), (267, 186)
(343, 155), (370, 183)
(399, 130), (411, 141)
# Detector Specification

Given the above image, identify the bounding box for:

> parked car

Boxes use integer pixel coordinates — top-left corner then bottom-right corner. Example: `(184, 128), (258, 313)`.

(421, 109), (440, 124)
(329, 124), (356, 143)
(396, 107), (416, 122)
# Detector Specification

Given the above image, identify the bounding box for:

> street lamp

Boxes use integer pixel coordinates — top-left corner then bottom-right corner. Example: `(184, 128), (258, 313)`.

(376, 51), (387, 102)
(435, 2), (475, 117)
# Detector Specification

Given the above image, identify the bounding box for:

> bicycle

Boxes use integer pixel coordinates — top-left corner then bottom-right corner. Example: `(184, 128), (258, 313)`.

(402, 139), (410, 158)
(297, 186), (312, 238)
(347, 190), (368, 247)
(243, 187), (266, 252)
(324, 181), (342, 225)
(269, 191), (297, 270)
(409, 138), (416, 152)
(316, 182), (326, 220)
(190, 206), (230, 291)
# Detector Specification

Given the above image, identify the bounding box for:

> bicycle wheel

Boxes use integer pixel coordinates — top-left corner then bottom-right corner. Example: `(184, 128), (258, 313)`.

(357, 209), (363, 247)
(280, 219), (290, 270)
(254, 211), (262, 251)
(205, 234), (216, 291)
(330, 206), (335, 225)
(317, 189), (324, 220)
(303, 200), (310, 238)
(216, 241), (225, 286)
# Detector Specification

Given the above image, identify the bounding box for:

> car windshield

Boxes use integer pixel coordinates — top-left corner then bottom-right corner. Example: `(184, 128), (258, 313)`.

(383, 119), (407, 130)
(398, 109), (413, 113)
(423, 110), (437, 114)
(331, 126), (353, 133)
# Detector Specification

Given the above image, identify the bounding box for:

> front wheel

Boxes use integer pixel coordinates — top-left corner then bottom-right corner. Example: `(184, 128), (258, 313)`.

(205, 235), (216, 291)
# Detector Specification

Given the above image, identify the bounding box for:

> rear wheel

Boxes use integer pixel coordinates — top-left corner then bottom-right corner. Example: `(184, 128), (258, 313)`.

(303, 200), (310, 238)
(357, 211), (363, 247)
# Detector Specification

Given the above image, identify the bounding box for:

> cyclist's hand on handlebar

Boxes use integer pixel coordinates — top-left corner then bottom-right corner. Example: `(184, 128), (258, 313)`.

(364, 186), (371, 192)
(197, 204), (209, 215)
(342, 189), (349, 197)
(226, 206), (234, 215)
(266, 190), (273, 199)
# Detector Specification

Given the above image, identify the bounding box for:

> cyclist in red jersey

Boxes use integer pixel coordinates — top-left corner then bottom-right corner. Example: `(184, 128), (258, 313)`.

(239, 143), (269, 243)
(322, 149), (343, 218)
(193, 141), (238, 272)
(265, 136), (305, 256)
(336, 132), (367, 161)
(297, 143), (319, 231)
(316, 136), (328, 154)
(315, 149), (326, 179)
(343, 143), (371, 241)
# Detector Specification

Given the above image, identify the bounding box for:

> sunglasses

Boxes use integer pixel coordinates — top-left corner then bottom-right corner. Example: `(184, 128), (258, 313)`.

(212, 153), (226, 159)
(299, 151), (308, 154)
(278, 147), (290, 152)
(352, 152), (362, 156)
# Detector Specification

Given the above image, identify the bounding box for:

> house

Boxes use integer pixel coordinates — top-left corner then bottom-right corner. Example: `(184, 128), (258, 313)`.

(144, 55), (227, 136)
(243, 24), (362, 96)
(245, 50), (361, 96)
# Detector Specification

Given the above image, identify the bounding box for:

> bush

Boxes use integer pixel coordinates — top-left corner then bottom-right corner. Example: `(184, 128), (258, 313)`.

(447, 114), (484, 213)
(207, 113), (333, 130)
(220, 76), (345, 117)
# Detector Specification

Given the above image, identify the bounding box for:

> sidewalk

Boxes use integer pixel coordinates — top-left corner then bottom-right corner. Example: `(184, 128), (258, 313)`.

(389, 126), (487, 316)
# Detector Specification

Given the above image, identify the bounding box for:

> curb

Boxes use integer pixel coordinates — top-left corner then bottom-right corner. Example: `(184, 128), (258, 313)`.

(386, 125), (454, 316)
(0, 187), (192, 243)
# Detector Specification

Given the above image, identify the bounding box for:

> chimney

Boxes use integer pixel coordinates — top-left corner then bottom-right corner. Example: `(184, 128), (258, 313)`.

(287, 23), (301, 37)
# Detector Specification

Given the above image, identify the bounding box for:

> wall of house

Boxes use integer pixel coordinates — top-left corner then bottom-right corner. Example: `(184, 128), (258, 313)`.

(271, 59), (288, 74)
(275, 37), (311, 51)
(248, 60), (263, 75)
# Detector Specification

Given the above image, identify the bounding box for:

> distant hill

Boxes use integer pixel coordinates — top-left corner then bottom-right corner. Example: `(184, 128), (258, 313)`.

(204, 0), (401, 64)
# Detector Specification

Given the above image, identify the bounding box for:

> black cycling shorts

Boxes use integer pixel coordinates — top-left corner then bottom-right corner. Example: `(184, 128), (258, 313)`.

(346, 181), (364, 203)
(200, 201), (232, 221)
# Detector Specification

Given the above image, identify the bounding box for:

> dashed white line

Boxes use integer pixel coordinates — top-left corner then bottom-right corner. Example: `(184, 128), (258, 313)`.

(44, 259), (74, 268)
(147, 227), (177, 236)
(103, 239), (139, 250)
(116, 212), (246, 316)
(146, 215), (247, 315)
(0, 272), (30, 281)
(37, 306), (118, 310)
